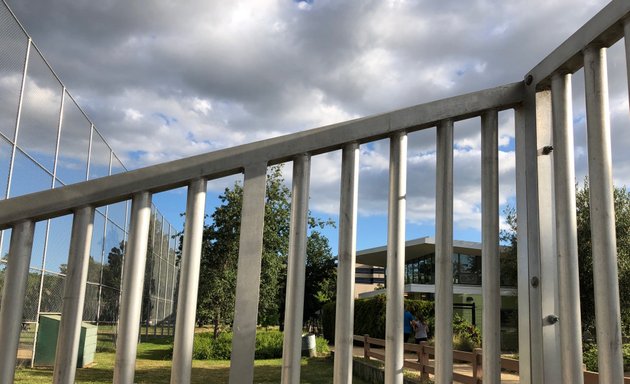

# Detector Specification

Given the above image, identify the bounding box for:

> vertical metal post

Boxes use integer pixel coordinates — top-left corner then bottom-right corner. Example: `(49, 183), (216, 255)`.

(171, 178), (207, 384)
(114, 191), (152, 384)
(385, 131), (406, 384)
(481, 110), (500, 384)
(229, 163), (267, 384)
(333, 143), (360, 384)
(0, 220), (35, 384)
(551, 72), (584, 384)
(281, 154), (311, 384)
(624, 19), (630, 110)
(518, 82), (561, 383)
(435, 120), (453, 384)
(583, 45), (624, 384)
(53, 206), (95, 384)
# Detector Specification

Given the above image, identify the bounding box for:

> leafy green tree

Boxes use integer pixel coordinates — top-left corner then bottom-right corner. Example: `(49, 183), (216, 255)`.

(575, 179), (630, 335)
(193, 165), (335, 337)
(501, 179), (630, 335)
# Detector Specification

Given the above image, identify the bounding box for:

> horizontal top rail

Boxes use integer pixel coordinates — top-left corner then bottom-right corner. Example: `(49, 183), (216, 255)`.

(0, 82), (523, 229)
(527, 0), (630, 90)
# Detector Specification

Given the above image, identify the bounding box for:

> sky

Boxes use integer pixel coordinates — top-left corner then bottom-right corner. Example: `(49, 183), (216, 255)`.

(5, 0), (630, 254)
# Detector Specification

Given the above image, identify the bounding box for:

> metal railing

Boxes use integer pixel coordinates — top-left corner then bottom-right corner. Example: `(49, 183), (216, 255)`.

(0, 0), (629, 384)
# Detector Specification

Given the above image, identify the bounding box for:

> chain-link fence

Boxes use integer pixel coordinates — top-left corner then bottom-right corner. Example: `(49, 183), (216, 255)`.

(0, 0), (181, 365)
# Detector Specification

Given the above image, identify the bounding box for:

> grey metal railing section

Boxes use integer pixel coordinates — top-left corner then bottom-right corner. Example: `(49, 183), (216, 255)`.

(0, 1), (630, 384)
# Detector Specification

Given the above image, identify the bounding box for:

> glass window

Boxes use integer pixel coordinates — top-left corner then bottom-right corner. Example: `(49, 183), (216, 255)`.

(451, 253), (458, 284)
(0, 137), (11, 199)
(56, 94), (89, 185)
(23, 268), (42, 322)
(0, 228), (11, 263)
(87, 211), (105, 284)
(459, 254), (481, 285)
(44, 215), (73, 273)
(107, 202), (127, 233)
(9, 148), (52, 197)
(99, 286), (120, 324)
(40, 273), (65, 313)
(82, 283), (99, 322)
(0, 8), (29, 141)
(103, 220), (124, 285)
(88, 130), (110, 180)
(16, 48), (62, 172)
(29, 220), (48, 270)
(107, 156), (128, 228)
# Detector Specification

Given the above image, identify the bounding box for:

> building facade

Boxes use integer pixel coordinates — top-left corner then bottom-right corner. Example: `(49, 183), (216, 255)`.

(355, 236), (518, 350)
(0, 0), (180, 363)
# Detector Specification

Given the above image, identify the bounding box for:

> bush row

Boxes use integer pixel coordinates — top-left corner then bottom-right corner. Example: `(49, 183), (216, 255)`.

(321, 295), (480, 351)
(322, 295), (434, 341)
(190, 330), (329, 360)
(582, 342), (630, 372)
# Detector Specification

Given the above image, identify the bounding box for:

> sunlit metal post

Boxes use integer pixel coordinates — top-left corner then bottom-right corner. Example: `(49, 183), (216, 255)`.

(624, 19), (630, 110)
(481, 110), (500, 384)
(114, 191), (152, 384)
(281, 154), (311, 384)
(516, 85), (561, 383)
(53, 206), (95, 384)
(229, 163), (267, 384)
(583, 45), (624, 384)
(385, 131), (407, 384)
(0, 220), (35, 384)
(171, 179), (207, 384)
(551, 72), (584, 384)
(435, 120), (453, 384)
(333, 143), (360, 384)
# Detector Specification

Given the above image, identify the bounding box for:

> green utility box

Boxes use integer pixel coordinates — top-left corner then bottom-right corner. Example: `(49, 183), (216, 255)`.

(34, 314), (98, 367)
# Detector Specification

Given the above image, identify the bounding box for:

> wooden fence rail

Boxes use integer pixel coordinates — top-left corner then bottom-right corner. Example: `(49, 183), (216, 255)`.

(353, 334), (630, 384)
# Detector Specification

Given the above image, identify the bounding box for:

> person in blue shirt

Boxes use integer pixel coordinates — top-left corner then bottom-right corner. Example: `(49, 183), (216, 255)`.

(403, 307), (414, 343)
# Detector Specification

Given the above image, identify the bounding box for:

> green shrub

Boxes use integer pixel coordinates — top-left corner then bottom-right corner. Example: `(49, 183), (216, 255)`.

(254, 330), (284, 359)
(190, 329), (288, 360)
(321, 296), (434, 342)
(315, 335), (330, 355)
(452, 314), (481, 351)
(582, 342), (630, 372)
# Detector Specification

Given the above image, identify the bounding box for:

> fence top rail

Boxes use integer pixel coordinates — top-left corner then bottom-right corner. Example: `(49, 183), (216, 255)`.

(527, 0), (630, 90)
(0, 82), (523, 229)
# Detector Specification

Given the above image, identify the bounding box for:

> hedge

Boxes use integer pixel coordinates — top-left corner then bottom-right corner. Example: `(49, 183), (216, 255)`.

(322, 295), (434, 342)
(188, 329), (330, 360)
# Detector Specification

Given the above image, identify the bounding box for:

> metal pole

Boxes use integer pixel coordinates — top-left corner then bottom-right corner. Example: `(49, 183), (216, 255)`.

(435, 120), (453, 384)
(481, 110), (500, 384)
(114, 191), (152, 384)
(171, 178), (207, 384)
(281, 154), (311, 384)
(551, 72), (584, 384)
(0, 220), (34, 384)
(333, 142), (359, 384)
(229, 163), (267, 384)
(53, 206), (95, 384)
(583, 45), (624, 384)
(385, 131), (406, 384)
(625, 19), (630, 111)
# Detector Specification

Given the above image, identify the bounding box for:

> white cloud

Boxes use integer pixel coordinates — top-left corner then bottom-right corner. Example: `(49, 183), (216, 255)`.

(4, 0), (624, 237)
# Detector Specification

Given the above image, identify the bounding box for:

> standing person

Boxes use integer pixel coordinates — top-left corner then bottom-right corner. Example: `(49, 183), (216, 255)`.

(403, 307), (414, 343)
(413, 315), (429, 343)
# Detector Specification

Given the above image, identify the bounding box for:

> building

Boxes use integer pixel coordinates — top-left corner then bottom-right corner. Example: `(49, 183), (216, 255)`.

(355, 236), (518, 350)
(0, 0), (180, 364)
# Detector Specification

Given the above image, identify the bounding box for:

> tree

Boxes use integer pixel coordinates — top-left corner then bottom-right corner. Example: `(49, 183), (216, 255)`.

(192, 165), (336, 337)
(501, 179), (630, 335)
(575, 179), (630, 335)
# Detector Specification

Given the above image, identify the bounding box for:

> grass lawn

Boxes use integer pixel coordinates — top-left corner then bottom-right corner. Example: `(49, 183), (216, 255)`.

(13, 336), (369, 384)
